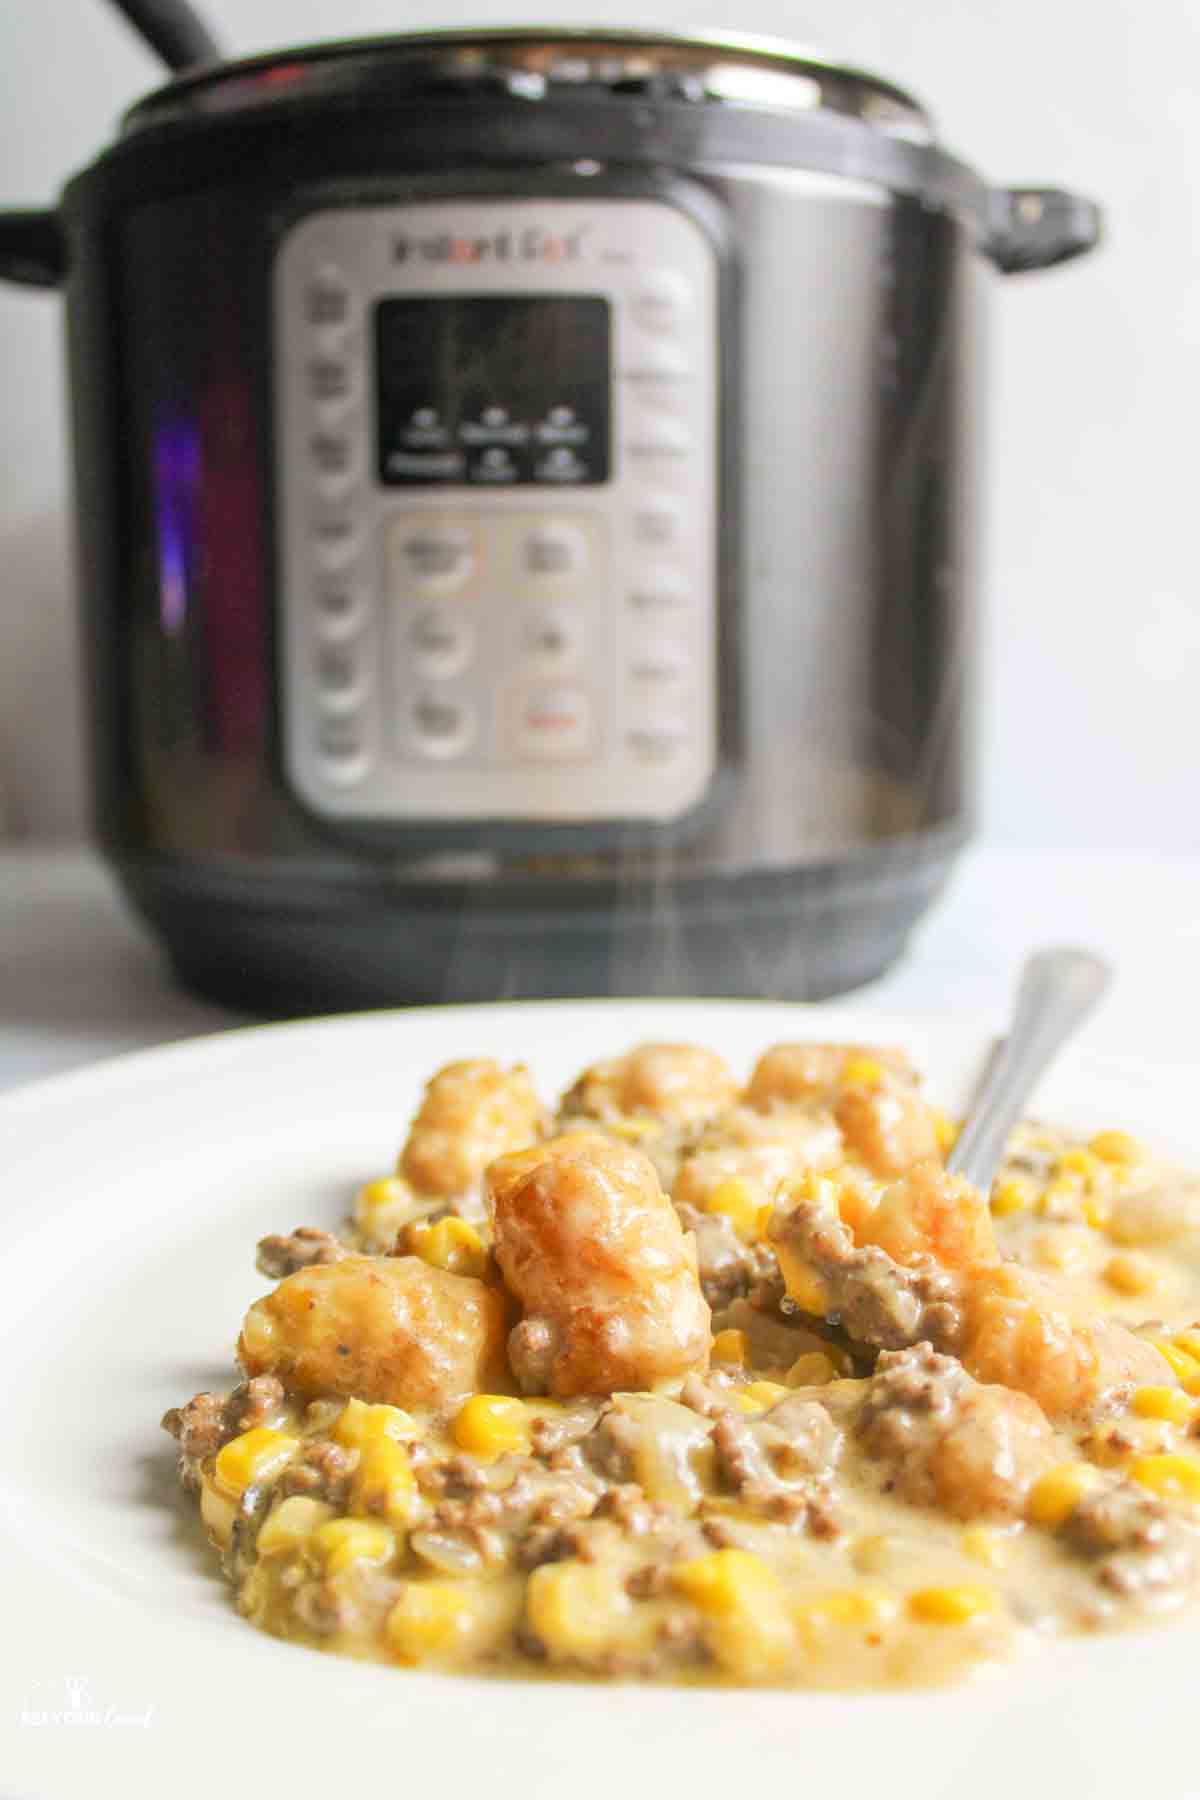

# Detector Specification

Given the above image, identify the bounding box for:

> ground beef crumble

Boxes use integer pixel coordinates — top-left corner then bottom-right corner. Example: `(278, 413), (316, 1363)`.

(255, 1226), (349, 1279)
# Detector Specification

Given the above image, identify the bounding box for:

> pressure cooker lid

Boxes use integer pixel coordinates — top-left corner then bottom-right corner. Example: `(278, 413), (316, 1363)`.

(121, 26), (934, 143)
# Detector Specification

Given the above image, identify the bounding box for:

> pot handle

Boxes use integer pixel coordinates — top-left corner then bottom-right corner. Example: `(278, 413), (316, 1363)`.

(987, 187), (1102, 274)
(0, 209), (67, 289)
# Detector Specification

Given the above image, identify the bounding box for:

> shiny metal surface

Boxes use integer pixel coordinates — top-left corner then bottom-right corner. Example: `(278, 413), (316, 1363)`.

(948, 948), (1113, 1190)
(122, 27), (932, 141)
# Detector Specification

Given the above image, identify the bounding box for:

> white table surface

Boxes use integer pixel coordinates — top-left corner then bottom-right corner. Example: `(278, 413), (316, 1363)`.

(1, 844), (1198, 1095)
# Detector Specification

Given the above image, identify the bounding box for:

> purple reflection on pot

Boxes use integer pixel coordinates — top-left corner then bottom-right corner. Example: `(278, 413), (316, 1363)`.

(153, 414), (201, 637)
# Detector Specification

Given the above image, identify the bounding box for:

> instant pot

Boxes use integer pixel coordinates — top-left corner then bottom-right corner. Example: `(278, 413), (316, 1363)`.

(0, 5), (1101, 1011)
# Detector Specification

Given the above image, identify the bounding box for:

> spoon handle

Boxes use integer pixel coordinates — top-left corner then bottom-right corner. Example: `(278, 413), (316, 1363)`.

(946, 947), (1112, 1192)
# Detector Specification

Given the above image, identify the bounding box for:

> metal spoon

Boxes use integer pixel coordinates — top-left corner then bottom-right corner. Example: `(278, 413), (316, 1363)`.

(946, 947), (1112, 1192)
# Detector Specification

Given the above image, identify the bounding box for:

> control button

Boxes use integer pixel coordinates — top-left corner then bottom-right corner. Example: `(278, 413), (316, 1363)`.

(627, 723), (688, 765)
(633, 496), (686, 550)
(408, 691), (475, 759)
(307, 356), (355, 417)
(534, 404), (590, 447)
(314, 639), (366, 713)
(521, 605), (582, 672)
(312, 513), (360, 571)
(510, 683), (594, 761)
(628, 640), (689, 689)
(631, 271), (693, 335)
(315, 712), (369, 784)
(309, 431), (358, 500)
(305, 265), (352, 332)
(520, 521), (588, 581)
(628, 568), (689, 612)
(535, 445), (588, 484)
(408, 607), (474, 679)
(314, 579), (364, 639)
(470, 445), (521, 484)
(622, 341), (691, 383)
(625, 413), (692, 460)
(388, 519), (477, 594)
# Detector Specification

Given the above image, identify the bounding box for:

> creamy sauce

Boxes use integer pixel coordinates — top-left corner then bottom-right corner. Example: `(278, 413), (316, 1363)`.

(163, 1044), (1200, 1688)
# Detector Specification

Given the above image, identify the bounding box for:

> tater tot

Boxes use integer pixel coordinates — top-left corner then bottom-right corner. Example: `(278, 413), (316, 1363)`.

(745, 1042), (915, 1111)
(400, 1060), (545, 1199)
(834, 1074), (940, 1177)
(560, 1043), (737, 1128)
(238, 1255), (509, 1412)
(488, 1132), (712, 1398)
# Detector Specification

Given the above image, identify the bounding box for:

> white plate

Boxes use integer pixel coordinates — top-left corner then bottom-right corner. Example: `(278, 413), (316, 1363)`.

(2, 998), (1198, 1800)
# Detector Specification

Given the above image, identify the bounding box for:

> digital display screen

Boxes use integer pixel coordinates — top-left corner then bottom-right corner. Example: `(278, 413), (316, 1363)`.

(375, 296), (611, 487)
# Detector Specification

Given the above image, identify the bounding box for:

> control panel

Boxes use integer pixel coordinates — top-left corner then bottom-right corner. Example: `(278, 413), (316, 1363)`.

(274, 199), (719, 824)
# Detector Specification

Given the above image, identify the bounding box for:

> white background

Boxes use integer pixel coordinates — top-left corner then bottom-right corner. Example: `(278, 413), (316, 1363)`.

(1, 0), (1196, 846)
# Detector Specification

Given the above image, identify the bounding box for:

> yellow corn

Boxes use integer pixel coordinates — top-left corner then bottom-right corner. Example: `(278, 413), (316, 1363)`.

(1153, 1341), (1200, 1384)
(733, 1381), (790, 1414)
(1175, 1332), (1200, 1362)
(356, 1176), (409, 1218)
(841, 1055), (883, 1089)
(1083, 1195), (1113, 1232)
(199, 1474), (237, 1550)
(671, 1548), (774, 1615)
(407, 1215), (488, 1280)
(1103, 1252), (1157, 1296)
(774, 1244), (832, 1318)
(794, 1587), (897, 1631)
(1130, 1453), (1200, 1502)
(212, 1427), (299, 1499)
(1089, 1130), (1141, 1165)
(704, 1179), (766, 1242)
(787, 1351), (837, 1387)
(351, 1435), (420, 1528)
(453, 1394), (532, 1460)
(257, 1496), (336, 1557)
(308, 1517), (396, 1575)
(931, 1109), (958, 1156)
(1132, 1386), (1194, 1424)
(960, 1528), (1006, 1569)
(990, 1180), (1032, 1218)
(1027, 1461), (1103, 1528)
(334, 1397), (418, 1448)
(711, 1328), (748, 1366)
(385, 1580), (478, 1662)
(1036, 1178), (1083, 1219)
(1057, 1147), (1100, 1179)
(907, 1584), (997, 1625)
(526, 1560), (632, 1659)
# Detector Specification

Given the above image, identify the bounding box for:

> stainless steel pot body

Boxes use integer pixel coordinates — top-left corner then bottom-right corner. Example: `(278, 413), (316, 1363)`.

(6, 33), (1096, 1009)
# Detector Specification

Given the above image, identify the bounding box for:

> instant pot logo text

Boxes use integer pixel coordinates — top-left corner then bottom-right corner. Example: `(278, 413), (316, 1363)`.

(392, 225), (588, 266)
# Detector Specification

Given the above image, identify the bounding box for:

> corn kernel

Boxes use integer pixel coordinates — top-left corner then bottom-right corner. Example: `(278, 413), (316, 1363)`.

(386, 1580), (478, 1662)
(671, 1548), (773, 1614)
(1175, 1332), (1200, 1362)
(1090, 1130), (1141, 1165)
(334, 1397), (418, 1448)
(1153, 1341), (1200, 1384)
(213, 1427), (299, 1500)
(908, 1584), (997, 1625)
(960, 1528), (1006, 1568)
(733, 1381), (790, 1414)
(711, 1328), (748, 1366)
(526, 1560), (632, 1659)
(990, 1180), (1032, 1218)
(841, 1055), (883, 1089)
(257, 1495), (336, 1557)
(1132, 1386), (1194, 1424)
(1057, 1147), (1100, 1179)
(309, 1517), (396, 1575)
(1027, 1461), (1103, 1528)
(704, 1179), (765, 1242)
(351, 1435), (420, 1528)
(199, 1474), (237, 1549)
(787, 1351), (837, 1387)
(238, 1305), (278, 1361)
(1131, 1453), (1200, 1501)
(356, 1176), (409, 1218)
(1083, 1195), (1113, 1232)
(794, 1587), (898, 1631)
(453, 1394), (532, 1460)
(931, 1109), (959, 1156)
(1036, 1178), (1083, 1219)
(774, 1244), (832, 1317)
(850, 1533), (892, 1575)
(1103, 1252), (1157, 1296)
(407, 1215), (488, 1280)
